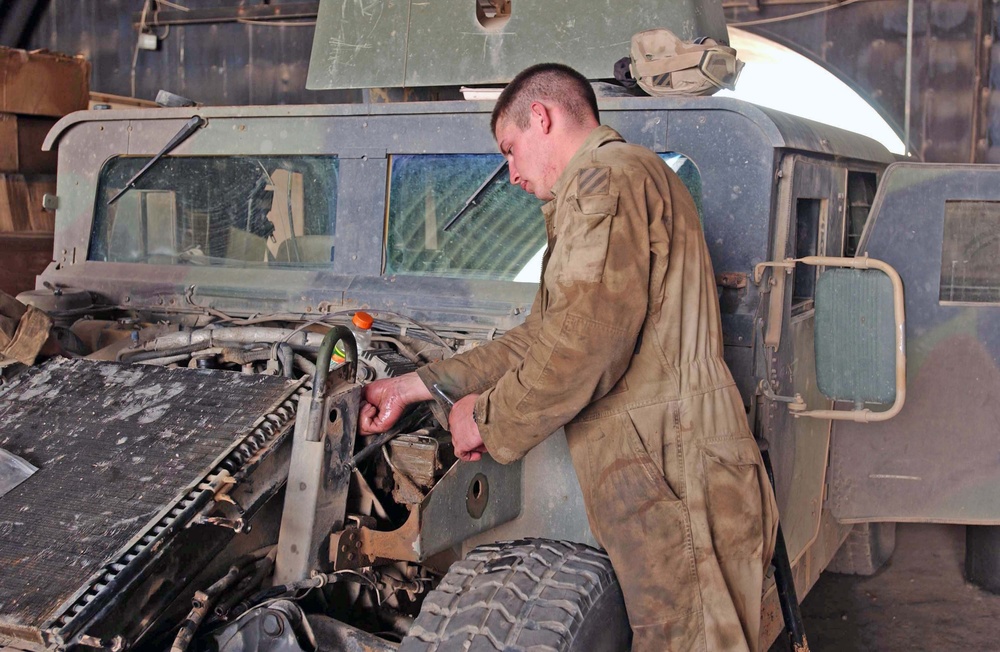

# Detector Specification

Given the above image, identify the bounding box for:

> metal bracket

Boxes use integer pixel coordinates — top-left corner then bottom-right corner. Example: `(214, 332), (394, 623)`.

(753, 259), (795, 286)
(330, 456), (522, 568)
(273, 383), (361, 584)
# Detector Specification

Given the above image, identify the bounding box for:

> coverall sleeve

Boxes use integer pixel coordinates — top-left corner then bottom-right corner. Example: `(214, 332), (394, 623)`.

(416, 292), (542, 401)
(475, 170), (663, 463)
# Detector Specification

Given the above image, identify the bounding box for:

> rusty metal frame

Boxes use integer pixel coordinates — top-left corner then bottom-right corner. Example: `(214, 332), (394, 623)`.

(330, 455), (522, 568)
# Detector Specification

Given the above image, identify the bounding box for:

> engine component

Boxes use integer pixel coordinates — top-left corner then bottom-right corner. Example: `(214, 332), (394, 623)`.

(360, 348), (418, 380)
(204, 600), (316, 652)
(330, 454), (522, 569)
(388, 434), (440, 502)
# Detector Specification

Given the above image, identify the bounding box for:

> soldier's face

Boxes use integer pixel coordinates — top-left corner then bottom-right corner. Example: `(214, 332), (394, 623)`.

(495, 118), (557, 201)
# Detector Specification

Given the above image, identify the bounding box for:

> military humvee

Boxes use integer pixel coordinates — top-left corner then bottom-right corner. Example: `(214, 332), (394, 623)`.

(4, 3), (1000, 652)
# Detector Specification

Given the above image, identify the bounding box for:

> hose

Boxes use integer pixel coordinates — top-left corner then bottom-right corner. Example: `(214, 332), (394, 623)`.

(136, 354), (194, 367)
(170, 548), (274, 652)
(293, 353), (316, 377)
(124, 327), (328, 359)
(276, 343), (294, 378)
(212, 555), (276, 621)
(170, 565), (244, 652)
(119, 342), (209, 363)
(231, 573), (333, 618)
(312, 325), (357, 399)
(220, 346), (273, 365)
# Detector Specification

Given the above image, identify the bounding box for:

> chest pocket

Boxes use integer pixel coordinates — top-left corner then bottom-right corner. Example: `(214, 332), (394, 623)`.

(555, 193), (619, 284)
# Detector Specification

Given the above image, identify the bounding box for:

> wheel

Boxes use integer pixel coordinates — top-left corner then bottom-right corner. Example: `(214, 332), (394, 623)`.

(827, 522), (896, 576)
(400, 538), (631, 652)
(966, 525), (1000, 594)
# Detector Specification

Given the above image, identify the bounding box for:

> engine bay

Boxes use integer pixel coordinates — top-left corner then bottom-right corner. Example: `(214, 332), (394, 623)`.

(0, 304), (520, 652)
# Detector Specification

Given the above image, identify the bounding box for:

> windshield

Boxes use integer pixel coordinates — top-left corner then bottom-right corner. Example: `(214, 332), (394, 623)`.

(385, 152), (703, 284)
(386, 154), (545, 282)
(90, 156), (339, 268)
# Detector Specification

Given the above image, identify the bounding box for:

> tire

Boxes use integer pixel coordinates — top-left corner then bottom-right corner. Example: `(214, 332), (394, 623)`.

(827, 522), (896, 576)
(966, 525), (1000, 594)
(399, 538), (631, 652)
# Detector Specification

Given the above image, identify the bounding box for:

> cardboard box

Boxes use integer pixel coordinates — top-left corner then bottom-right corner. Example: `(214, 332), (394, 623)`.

(0, 47), (90, 118)
(0, 174), (56, 232)
(0, 113), (58, 173)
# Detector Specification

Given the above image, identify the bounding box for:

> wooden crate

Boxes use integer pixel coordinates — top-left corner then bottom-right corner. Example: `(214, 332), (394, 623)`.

(0, 113), (58, 173)
(0, 174), (56, 232)
(0, 232), (52, 296)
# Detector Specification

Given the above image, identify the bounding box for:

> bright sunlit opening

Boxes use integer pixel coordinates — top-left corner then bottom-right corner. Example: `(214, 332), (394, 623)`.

(721, 28), (906, 155)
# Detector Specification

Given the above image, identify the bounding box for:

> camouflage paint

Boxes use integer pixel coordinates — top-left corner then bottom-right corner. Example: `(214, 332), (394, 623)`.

(830, 163), (1000, 523)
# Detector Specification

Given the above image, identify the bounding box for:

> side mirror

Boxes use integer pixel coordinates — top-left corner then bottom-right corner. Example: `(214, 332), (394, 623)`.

(755, 255), (906, 422)
(815, 268), (897, 405)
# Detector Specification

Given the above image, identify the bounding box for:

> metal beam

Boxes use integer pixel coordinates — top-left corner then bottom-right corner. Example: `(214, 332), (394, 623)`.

(135, 1), (319, 28)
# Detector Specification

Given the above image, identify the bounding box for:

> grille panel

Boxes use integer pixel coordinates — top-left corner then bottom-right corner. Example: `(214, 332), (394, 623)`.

(0, 358), (297, 643)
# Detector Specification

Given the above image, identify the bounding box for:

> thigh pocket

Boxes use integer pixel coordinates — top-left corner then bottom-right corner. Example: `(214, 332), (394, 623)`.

(701, 437), (765, 560)
(588, 415), (700, 624)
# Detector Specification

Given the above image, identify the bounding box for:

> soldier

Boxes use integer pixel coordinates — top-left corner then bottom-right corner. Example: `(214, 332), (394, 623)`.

(359, 63), (778, 651)
(0, 291), (54, 369)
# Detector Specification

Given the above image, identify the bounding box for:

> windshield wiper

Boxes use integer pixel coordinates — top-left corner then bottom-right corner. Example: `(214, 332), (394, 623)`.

(107, 115), (206, 205)
(443, 159), (508, 232)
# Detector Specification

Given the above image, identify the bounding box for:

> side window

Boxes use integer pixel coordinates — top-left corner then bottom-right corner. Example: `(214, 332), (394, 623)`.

(845, 171), (877, 257)
(385, 154), (544, 282)
(939, 200), (1000, 304)
(659, 153), (704, 222)
(90, 156), (339, 268)
(793, 198), (825, 310)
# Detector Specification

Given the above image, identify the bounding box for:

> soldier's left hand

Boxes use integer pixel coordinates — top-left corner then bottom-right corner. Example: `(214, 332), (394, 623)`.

(449, 393), (487, 462)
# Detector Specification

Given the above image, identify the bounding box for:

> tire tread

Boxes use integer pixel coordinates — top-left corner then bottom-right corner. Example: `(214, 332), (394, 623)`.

(400, 539), (622, 652)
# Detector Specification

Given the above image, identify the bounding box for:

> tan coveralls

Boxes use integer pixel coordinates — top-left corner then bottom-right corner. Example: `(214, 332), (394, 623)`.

(417, 126), (778, 651)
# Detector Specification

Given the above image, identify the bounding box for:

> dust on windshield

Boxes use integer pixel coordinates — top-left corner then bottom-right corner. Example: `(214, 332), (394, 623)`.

(90, 155), (339, 268)
(385, 154), (545, 283)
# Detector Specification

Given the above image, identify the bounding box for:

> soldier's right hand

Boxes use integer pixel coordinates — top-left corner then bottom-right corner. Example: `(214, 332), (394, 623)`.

(359, 372), (432, 434)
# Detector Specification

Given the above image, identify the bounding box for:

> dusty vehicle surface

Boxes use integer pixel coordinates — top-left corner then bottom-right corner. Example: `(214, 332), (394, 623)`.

(2, 77), (1000, 652)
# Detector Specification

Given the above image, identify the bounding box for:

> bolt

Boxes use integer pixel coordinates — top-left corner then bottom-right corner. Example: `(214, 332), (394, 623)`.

(262, 612), (283, 637)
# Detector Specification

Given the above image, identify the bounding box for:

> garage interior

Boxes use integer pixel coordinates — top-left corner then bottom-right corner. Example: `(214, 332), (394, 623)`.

(2, 1), (1000, 650)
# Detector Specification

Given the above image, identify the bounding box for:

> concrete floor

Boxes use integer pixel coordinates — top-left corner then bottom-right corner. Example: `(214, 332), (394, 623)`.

(769, 523), (1000, 651)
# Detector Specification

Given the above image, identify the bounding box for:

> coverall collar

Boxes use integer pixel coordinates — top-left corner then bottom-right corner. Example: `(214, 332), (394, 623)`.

(548, 125), (626, 200)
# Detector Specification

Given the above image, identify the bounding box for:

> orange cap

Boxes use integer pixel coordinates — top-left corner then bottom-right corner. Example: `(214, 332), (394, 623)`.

(352, 311), (374, 330)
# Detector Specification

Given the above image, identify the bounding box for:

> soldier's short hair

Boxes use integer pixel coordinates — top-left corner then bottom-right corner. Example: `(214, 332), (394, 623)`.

(490, 63), (600, 138)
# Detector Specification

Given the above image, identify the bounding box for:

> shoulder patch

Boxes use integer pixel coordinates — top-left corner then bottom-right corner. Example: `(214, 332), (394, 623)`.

(577, 166), (611, 197)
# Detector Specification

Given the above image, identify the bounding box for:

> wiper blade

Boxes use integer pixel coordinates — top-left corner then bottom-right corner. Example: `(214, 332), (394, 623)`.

(443, 159), (508, 232)
(107, 115), (206, 205)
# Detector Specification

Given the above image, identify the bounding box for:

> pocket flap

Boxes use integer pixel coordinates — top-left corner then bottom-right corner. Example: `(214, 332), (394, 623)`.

(575, 193), (619, 216)
(701, 437), (762, 468)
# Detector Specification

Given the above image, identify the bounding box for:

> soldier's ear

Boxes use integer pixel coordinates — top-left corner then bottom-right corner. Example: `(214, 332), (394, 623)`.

(529, 101), (552, 134)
